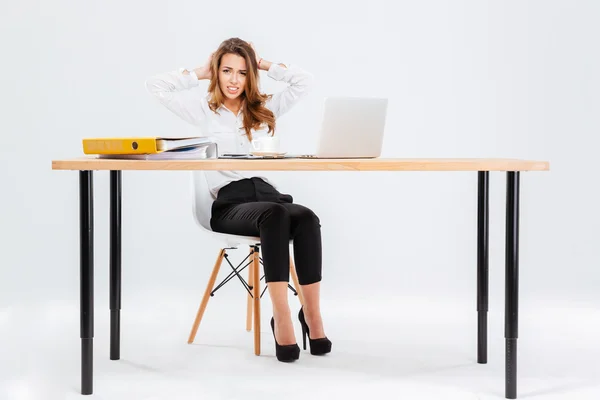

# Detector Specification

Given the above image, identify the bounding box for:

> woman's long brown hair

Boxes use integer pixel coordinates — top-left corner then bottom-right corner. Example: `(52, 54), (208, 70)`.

(207, 38), (275, 141)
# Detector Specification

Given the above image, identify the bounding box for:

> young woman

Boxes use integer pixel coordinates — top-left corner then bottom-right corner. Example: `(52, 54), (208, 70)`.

(145, 37), (331, 362)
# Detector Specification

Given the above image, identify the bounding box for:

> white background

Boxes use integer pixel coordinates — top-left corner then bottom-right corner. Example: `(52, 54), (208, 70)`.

(1, 1), (599, 399)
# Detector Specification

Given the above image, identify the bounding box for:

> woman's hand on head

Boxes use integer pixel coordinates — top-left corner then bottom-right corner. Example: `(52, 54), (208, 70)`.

(248, 42), (261, 65)
(248, 42), (276, 71)
(193, 52), (214, 80)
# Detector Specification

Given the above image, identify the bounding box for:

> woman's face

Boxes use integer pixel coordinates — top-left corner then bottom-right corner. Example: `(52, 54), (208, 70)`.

(218, 53), (247, 101)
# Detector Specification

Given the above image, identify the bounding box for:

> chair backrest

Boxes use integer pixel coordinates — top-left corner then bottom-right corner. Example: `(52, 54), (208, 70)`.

(190, 171), (214, 232)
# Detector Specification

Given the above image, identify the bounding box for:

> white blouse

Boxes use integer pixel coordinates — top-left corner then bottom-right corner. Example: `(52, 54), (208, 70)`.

(145, 63), (314, 198)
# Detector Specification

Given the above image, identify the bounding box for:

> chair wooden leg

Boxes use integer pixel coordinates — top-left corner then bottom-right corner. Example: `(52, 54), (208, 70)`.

(252, 246), (261, 355)
(246, 247), (254, 332)
(289, 256), (305, 307)
(188, 249), (226, 344)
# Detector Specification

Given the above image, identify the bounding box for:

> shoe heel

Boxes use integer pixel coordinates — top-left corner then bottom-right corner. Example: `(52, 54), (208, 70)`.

(301, 324), (307, 350)
(298, 307), (332, 356)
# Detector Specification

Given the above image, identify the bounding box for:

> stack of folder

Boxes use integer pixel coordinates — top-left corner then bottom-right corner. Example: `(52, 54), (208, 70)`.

(82, 137), (218, 160)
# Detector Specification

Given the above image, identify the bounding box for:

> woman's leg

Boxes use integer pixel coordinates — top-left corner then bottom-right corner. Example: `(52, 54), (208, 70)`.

(281, 203), (327, 339)
(211, 201), (296, 345)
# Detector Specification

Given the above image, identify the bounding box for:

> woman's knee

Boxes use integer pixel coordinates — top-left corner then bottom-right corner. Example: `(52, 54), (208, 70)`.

(258, 203), (291, 229)
(293, 206), (321, 230)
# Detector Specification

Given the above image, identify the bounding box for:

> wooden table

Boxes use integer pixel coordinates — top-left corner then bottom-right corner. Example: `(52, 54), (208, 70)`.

(52, 157), (550, 399)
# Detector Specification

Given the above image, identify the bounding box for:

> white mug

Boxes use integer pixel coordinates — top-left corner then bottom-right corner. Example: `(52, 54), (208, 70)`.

(251, 136), (280, 153)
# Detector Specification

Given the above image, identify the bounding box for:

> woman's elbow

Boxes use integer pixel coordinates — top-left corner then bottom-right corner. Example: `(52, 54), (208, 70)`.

(300, 72), (316, 94)
(144, 78), (161, 95)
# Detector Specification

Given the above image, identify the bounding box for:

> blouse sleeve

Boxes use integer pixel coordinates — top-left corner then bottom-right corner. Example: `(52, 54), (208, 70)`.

(265, 63), (315, 118)
(145, 68), (207, 126)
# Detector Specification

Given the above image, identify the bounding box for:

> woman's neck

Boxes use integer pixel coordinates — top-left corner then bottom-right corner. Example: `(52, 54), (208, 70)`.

(223, 98), (243, 115)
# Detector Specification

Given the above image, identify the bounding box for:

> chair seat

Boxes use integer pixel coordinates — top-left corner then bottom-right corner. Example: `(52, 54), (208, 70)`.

(211, 230), (293, 247)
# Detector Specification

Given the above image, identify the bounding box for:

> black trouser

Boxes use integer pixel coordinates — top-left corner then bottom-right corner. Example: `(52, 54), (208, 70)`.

(210, 177), (322, 285)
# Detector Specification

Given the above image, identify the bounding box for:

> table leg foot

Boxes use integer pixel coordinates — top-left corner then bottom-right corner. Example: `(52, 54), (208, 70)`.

(81, 340), (93, 395)
(477, 311), (488, 363)
(110, 310), (120, 360)
(506, 338), (517, 399)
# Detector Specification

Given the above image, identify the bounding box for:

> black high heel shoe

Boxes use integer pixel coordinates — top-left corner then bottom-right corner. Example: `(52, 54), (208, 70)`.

(298, 308), (332, 355)
(270, 317), (300, 362)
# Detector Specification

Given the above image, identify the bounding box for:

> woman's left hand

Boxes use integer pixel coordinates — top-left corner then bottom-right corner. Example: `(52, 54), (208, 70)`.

(249, 42), (261, 65)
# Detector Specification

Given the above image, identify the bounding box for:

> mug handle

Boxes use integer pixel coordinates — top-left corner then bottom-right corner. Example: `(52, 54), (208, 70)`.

(251, 140), (262, 151)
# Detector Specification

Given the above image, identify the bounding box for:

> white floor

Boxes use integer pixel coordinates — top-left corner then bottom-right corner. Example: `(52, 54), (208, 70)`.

(1, 291), (599, 400)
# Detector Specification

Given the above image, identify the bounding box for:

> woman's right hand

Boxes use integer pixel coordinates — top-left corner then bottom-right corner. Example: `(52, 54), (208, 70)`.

(194, 52), (214, 80)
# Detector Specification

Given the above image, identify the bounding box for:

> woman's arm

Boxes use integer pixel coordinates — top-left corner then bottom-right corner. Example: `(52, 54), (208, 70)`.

(262, 61), (315, 118)
(249, 44), (314, 118)
(145, 54), (213, 126)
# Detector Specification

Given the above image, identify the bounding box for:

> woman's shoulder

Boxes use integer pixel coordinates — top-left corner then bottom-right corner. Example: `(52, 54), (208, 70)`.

(263, 64), (314, 118)
(200, 93), (216, 111)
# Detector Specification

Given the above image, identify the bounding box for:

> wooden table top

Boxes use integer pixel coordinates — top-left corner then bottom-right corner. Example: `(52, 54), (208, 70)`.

(51, 157), (550, 172)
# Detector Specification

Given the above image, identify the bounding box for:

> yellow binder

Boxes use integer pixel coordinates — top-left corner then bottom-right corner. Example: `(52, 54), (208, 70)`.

(82, 137), (211, 155)
(83, 137), (160, 155)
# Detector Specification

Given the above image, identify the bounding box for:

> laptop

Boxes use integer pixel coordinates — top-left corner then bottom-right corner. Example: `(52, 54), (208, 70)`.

(220, 97), (389, 159)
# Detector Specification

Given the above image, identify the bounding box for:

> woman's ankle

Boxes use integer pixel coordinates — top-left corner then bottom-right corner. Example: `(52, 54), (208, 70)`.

(302, 308), (325, 339)
(302, 306), (321, 322)
(273, 307), (292, 322)
(273, 314), (296, 345)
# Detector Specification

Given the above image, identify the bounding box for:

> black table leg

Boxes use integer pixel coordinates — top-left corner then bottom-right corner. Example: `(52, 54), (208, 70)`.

(505, 171), (520, 399)
(79, 171), (94, 395)
(477, 171), (489, 364)
(110, 171), (122, 360)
